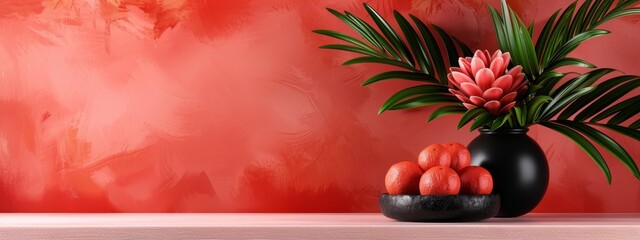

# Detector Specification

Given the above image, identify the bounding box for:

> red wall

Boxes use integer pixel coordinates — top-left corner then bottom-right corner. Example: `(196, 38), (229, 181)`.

(0, 0), (638, 212)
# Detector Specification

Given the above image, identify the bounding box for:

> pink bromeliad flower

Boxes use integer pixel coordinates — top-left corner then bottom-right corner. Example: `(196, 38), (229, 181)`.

(448, 50), (528, 115)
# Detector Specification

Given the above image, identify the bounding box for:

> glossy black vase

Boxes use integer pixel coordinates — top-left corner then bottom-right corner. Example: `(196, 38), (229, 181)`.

(467, 128), (548, 217)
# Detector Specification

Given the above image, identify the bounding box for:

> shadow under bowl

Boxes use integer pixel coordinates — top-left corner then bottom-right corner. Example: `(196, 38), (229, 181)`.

(379, 194), (500, 222)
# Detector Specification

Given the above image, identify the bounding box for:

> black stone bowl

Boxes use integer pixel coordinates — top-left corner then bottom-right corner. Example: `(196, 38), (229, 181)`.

(379, 194), (500, 222)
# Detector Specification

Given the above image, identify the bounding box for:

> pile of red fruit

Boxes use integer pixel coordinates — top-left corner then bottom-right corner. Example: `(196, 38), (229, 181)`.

(385, 143), (493, 196)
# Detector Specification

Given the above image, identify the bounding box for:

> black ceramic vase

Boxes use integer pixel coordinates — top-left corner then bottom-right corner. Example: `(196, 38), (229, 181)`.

(467, 128), (548, 217)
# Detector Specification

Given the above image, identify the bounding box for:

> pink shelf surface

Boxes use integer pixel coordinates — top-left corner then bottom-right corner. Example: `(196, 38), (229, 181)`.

(0, 213), (638, 239)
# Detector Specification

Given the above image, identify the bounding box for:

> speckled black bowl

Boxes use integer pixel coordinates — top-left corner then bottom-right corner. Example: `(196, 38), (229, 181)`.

(379, 194), (500, 222)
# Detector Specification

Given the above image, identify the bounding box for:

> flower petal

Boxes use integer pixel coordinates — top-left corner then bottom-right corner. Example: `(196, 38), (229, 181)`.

(475, 68), (495, 91)
(455, 94), (472, 104)
(499, 101), (516, 115)
(511, 73), (526, 87)
(492, 75), (513, 93)
(469, 96), (486, 106)
(517, 85), (529, 97)
(491, 50), (503, 60)
(484, 100), (501, 115)
(484, 50), (492, 63)
(463, 103), (477, 110)
(448, 74), (460, 89)
(449, 88), (464, 95)
(510, 79), (528, 94)
(450, 89), (471, 103)
(507, 65), (523, 78)
(501, 52), (511, 66)
(499, 92), (517, 106)
(450, 67), (469, 76)
(489, 57), (505, 76)
(460, 82), (483, 96)
(483, 87), (504, 101)
(458, 58), (472, 74)
(451, 71), (474, 86)
(474, 50), (489, 67)
(471, 56), (486, 76)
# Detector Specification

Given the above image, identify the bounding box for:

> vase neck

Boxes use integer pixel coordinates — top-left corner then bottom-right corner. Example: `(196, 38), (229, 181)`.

(479, 128), (529, 135)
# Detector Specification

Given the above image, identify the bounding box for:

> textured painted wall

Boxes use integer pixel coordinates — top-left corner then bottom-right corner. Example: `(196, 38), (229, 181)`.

(0, 0), (638, 212)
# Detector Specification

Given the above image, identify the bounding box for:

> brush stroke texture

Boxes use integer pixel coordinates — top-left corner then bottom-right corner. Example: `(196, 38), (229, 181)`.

(0, 0), (638, 212)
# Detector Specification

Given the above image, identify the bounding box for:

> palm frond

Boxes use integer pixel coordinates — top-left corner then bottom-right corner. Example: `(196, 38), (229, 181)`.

(558, 75), (639, 120)
(491, 0), (640, 83)
(361, 71), (438, 86)
(540, 121), (612, 183)
(316, 3), (473, 116)
(555, 120), (640, 181)
(457, 108), (487, 130)
(378, 85), (451, 114)
(535, 0), (640, 80)
(428, 105), (467, 122)
(573, 78), (640, 122)
(489, 1), (539, 79)
(317, 1), (640, 183)
(590, 123), (640, 141)
(590, 96), (640, 123)
(388, 95), (459, 111)
(363, 4), (415, 67)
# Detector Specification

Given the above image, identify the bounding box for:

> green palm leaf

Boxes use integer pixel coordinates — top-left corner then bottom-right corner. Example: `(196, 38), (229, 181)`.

(470, 112), (498, 132)
(489, 0), (539, 78)
(568, 0), (592, 36)
(313, 30), (380, 54)
(596, 8), (640, 24)
(546, 58), (596, 71)
(490, 112), (513, 131)
(394, 11), (431, 74)
(316, 3), (473, 116)
(458, 108), (486, 129)
(514, 105), (527, 127)
(410, 16), (449, 83)
(550, 68), (614, 99)
(540, 86), (595, 121)
(362, 71), (438, 86)
(535, 71), (567, 95)
(540, 122), (611, 183)
(556, 120), (640, 180)
(590, 96), (640, 123)
(589, 123), (640, 141)
(428, 105), (467, 122)
(489, 0), (640, 87)
(574, 79), (640, 122)
(343, 57), (414, 70)
(388, 95), (459, 111)
(317, 1), (640, 184)
(319, 44), (384, 57)
(547, 29), (609, 67)
(608, 102), (640, 125)
(527, 95), (553, 123)
(363, 4), (415, 66)
(559, 75), (639, 120)
(325, 9), (389, 56)
(431, 24), (463, 79)
(540, 2), (577, 71)
(379, 85), (450, 114)
(535, 10), (560, 62)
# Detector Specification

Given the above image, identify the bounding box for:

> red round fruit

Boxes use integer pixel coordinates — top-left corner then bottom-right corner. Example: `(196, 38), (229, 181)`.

(459, 166), (494, 195)
(418, 144), (451, 171)
(419, 166), (461, 195)
(444, 142), (471, 171)
(385, 161), (423, 195)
